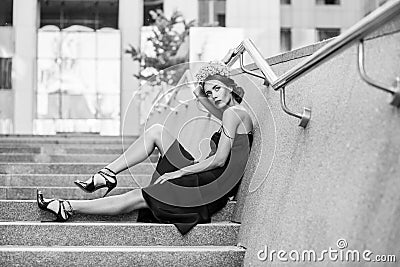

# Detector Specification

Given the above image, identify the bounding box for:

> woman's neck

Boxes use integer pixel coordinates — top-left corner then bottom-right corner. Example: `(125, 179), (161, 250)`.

(221, 97), (239, 112)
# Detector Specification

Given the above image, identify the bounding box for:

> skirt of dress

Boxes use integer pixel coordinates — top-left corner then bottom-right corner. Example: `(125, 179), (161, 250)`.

(137, 138), (241, 235)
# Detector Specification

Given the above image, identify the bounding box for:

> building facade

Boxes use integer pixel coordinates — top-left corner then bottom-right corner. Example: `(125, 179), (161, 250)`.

(0, 0), (385, 135)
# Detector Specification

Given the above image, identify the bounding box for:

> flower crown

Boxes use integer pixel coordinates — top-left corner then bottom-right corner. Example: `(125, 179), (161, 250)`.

(195, 61), (230, 82)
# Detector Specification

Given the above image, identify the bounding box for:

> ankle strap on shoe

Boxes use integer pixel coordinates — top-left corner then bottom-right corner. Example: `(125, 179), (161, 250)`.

(63, 200), (74, 216)
(102, 167), (116, 176)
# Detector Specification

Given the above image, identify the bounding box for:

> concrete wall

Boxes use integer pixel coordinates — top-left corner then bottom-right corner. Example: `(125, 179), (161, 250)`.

(232, 14), (400, 266)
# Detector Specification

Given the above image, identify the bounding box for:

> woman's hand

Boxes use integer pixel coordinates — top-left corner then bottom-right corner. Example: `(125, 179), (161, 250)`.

(153, 170), (183, 185)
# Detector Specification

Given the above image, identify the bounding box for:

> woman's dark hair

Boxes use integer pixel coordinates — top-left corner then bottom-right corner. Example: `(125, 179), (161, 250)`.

(201, 75), (245, 104)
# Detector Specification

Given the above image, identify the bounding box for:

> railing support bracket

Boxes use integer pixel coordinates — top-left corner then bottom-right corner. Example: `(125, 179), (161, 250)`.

(279, 87), (311, 128)
(358, 40), (400, 108)
(239, 54), (265, 80)
(389, 78), (400, 107)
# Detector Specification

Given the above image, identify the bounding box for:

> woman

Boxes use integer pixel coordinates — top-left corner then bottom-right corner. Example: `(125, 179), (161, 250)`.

(37, 61), (254, 235)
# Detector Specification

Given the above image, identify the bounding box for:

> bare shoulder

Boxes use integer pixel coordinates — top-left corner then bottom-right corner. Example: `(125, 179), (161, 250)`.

(225, 106), (251, 120)
(224, 106), (253, 130)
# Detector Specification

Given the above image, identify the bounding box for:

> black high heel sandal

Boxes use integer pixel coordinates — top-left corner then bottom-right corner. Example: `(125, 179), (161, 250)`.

(37, 190), (73, 222)
(74, 167), (117, 197)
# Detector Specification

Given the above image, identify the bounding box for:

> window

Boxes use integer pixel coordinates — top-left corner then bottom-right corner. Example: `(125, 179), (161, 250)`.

(316, 28), (340, 41)
(144, 0), (163, 26)
(37, 28), (121, 120)
(316, 0), (340, 5)
(280, 28), (292, 52)
(281, 0), (291, 4)
(40, 0), (118, 30)
(37, 1), (121, 134)
(0, 58), (12, 89)
(217, 14), (225, 27)
(0, 0), (12, 26)
(198, 0), (226, 27)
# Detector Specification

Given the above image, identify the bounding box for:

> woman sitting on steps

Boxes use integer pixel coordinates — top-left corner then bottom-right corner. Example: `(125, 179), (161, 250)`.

(37, 61), (254, 235)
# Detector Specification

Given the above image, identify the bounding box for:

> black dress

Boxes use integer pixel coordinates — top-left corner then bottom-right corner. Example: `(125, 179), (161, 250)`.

(137, 125), (253, 235)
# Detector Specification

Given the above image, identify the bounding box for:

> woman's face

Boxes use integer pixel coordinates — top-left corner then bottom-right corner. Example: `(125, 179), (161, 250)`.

(203, 79), (233, 109)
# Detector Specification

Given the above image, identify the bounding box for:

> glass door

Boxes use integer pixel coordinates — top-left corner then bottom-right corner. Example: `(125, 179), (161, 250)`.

(35, 26), (121, 135)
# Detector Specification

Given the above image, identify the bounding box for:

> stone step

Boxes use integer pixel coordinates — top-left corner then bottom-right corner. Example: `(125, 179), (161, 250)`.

(0, 133), (136, 138)
(0, 141), (137, 147)
(0, 146), (161, 155)
(0, 222), (240, 246)
(0, 143), (133, 149)
(0, 163), (155, 175)
(0, 153), (159, 163)
(0, 200), (235, 222)
(0, 139), (135, 144)
(63, 147), (138, 154)
(0, 147), (41, 154)
(0, 186), (139, 200)
(66, 147), (154, 154)
(0, 246), (245, 267)
(0, 174), (151, 187)
(0, 135), (137, 144)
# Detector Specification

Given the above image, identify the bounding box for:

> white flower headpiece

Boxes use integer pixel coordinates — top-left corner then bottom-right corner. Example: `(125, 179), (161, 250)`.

(195, 61), (230, 82)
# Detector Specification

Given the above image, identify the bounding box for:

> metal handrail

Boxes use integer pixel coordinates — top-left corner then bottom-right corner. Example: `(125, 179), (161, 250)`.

(224, 39), (277, 85)
(223, 0), (400, 90)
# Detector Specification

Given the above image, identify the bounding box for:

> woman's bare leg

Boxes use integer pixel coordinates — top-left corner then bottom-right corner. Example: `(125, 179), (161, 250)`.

(85, 124), (176, 185)
(68, 188), (148, 215)
(46, 125), (177, 217)
(106, 124), (176, 174)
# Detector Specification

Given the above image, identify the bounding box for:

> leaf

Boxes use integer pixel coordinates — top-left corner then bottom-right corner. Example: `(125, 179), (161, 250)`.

(125, 44), (138, 56)
(128, 9), (196, 79)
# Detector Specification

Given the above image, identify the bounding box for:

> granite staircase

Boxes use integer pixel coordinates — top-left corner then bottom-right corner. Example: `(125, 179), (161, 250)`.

(0, 134), (245, 266)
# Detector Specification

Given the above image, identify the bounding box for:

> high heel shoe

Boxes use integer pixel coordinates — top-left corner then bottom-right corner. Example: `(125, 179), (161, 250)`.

(74, 167), (117, 197)
(37, 190), (73, 222)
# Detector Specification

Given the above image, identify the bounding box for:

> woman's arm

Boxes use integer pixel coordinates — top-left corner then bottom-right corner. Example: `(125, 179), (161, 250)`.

(177, 108), (241, 175)
(193, 84), (223, 120)
(177, 154), (224, 176)
(154, 154), (222, 184)
(154, 108), (242, 184)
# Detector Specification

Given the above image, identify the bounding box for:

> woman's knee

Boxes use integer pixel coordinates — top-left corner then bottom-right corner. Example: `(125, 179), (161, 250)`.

(120, 189), (148, 211)
(147, 124), (174, 147)
(147, 124), (164, 141)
